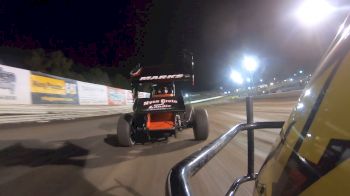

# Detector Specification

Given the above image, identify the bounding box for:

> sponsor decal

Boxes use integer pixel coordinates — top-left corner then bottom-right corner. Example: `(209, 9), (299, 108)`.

(142, 98), (178, 111)
(143, 99), (178, 106)
(148, 104), (172, 110)
(139, 74), (184, 81)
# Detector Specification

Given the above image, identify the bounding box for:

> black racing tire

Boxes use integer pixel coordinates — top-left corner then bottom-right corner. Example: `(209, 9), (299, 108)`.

(184, 104), (194, 123)
(193, 108), (209, 140)
(117, 114), (134, 147)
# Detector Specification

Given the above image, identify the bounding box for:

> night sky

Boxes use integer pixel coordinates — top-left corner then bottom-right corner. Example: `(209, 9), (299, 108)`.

(0, 0), (349, 90)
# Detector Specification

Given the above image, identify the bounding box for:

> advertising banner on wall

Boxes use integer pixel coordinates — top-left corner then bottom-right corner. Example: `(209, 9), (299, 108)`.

(77, 81), (108, 105)
(126, 90), (134, 105)
(31, 73), (79, 104)
(138, 92), (150, 98)
(108, 87), (127, 105)
(0, 64), (31, 104)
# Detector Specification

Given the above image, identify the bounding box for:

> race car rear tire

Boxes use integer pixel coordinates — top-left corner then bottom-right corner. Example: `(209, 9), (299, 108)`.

(193, 108), (209, 140)
(117, 114), (134, 147)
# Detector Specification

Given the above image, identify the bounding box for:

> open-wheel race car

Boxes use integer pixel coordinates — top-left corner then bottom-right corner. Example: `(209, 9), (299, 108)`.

(116, 64), (209, 147)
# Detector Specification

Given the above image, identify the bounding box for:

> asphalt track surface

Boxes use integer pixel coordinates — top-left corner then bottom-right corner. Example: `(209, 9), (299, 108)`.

(0, 97), (297, 196)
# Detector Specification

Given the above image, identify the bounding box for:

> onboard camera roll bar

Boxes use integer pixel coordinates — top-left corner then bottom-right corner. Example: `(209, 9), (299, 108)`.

(166, 97), (285, 196)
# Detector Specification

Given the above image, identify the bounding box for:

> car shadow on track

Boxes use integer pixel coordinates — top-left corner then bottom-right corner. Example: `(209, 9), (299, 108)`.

(0, 129), (203, 196)
(0, 133), (202, 169)
(0, 141), (118, 196)
(0, 142), (88, 167)
(104, 133), (201, 156)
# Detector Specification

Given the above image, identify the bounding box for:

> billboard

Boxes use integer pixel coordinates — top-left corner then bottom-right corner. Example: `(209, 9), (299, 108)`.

(108, 87), (127, 105)
(77, 81), (108, 105)
(31, 73), (79, 104)
(138, 92), (150, 98)
(126, 90), (134, 105)
(0, 64), (31, 104)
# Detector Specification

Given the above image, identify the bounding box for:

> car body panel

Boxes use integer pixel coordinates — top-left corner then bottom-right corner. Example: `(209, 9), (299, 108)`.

(255, 18), (350, 196)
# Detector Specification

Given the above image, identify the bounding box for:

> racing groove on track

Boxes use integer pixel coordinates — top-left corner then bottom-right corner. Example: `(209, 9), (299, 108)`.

(0, 97), (297, 196)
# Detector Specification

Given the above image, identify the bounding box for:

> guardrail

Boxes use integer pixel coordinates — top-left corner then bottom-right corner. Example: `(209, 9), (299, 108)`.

(0, 90), (301, 125)
(0, 95), (223, 125)
(0, 105), (132, 125)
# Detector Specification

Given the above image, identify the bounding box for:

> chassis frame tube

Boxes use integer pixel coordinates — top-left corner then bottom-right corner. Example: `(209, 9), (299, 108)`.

(166, 121), (284, 196)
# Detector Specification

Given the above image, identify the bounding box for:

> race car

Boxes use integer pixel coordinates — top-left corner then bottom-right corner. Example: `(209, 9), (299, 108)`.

(116, 64), (209, 147)
(167, 14), (350, 196)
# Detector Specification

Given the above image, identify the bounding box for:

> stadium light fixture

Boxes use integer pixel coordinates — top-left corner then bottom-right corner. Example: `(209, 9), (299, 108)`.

(295, 0), (335, 27)
(230, 70), (244, 85)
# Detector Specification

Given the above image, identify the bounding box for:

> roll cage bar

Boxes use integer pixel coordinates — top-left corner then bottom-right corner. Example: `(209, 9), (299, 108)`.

(166, 97), (285, 196)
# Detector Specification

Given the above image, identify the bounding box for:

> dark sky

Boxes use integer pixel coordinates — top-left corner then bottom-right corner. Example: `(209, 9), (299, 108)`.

(0, 0), (349, 90)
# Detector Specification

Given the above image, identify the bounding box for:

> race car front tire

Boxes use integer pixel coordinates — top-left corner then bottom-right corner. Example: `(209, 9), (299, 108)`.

(117, 114), (134, 147)
(193, 108), (209, 140)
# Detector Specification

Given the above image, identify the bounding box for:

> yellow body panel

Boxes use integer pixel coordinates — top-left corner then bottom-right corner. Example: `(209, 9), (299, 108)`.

(255, 20), (350, 195)
(300, 159), (350, 196)
(299, 52), (350, 163)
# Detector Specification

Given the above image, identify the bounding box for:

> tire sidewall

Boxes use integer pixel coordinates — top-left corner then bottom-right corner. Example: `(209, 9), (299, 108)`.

(193, 108), (209, 140)
(117, 114), (134, 147)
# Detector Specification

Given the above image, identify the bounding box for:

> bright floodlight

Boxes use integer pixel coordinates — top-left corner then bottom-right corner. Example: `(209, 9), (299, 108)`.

(243, 56), (259, 72)
(295, 0), (335, 26)
(230, 70), (244, 85)
(246, 77), (251, 83)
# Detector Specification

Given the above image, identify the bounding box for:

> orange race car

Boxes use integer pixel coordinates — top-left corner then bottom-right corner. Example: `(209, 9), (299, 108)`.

(116, 65), (209, 147)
